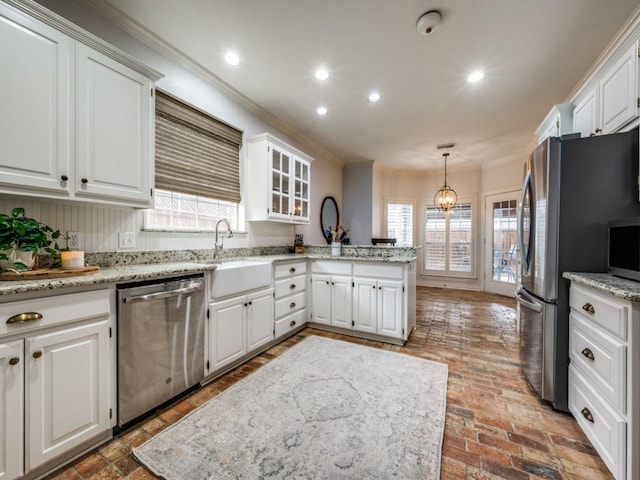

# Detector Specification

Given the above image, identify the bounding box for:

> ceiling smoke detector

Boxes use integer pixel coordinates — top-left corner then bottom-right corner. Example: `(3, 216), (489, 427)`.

(416, 10), (441, 35)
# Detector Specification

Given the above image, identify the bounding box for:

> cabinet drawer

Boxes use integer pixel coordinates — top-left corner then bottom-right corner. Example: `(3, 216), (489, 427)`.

(353, 263), (404, 279)
(311, 260), (352, 275)
(570, 284), (627, 339)
(275, 291), (306, 319)
(275, 309), (306, 338)
(275, 275), (306, 298)
(570, 312), (626, 412)
(0, 289), (112, 337)
(569, 365), (625, 480)
(274, 261), (307, 279)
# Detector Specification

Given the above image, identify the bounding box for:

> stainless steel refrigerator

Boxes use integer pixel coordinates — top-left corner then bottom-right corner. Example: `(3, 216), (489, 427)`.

(516, 129), (640, 411)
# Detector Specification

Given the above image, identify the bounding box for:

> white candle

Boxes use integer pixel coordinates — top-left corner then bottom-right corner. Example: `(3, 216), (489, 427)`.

(61, 251), (84, 269)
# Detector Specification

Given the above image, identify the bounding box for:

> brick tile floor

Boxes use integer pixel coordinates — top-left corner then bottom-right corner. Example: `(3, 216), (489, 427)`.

(45, 286), (613, 480)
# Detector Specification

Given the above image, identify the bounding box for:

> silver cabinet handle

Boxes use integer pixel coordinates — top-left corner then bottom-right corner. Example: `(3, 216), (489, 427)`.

(7, 312), (43, 324)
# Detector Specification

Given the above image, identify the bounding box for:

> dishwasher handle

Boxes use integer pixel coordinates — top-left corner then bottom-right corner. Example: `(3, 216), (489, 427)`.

(122, 283), (204, 304)
(515, 287), (543, 313)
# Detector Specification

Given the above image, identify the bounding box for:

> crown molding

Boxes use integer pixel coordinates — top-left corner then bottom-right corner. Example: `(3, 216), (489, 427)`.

(4, 0), (162, 79)
(75, 0), (343, 166)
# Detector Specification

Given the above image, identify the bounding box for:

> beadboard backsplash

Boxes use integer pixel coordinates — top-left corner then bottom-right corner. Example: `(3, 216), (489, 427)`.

(0, 196), (295, 253)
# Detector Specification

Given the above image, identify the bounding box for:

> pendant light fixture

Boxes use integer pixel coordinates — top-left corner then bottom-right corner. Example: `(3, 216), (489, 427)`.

(434, 152), (457, 212)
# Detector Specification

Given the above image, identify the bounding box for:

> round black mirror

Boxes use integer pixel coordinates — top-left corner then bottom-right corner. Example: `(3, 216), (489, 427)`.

(320, 196), (339, 244)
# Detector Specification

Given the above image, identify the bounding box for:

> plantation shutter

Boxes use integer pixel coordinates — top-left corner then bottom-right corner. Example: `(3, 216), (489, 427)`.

(386, 202), (413, 246)
(155, 91), (242, 203)
(424, 206), (446, 271)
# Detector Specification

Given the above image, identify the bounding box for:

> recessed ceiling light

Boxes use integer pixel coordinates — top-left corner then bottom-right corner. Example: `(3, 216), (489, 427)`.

(315, 68), (329, 81)
(224, 52), (240, 66)
(368, 92), (381, 103)
(316, 106), (328, 116)
(467, 70), (484, 83)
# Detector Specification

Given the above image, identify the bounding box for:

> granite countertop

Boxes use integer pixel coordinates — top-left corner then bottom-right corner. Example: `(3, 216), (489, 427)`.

(563, 272), (640, 302)
(0, 253), (417, 296)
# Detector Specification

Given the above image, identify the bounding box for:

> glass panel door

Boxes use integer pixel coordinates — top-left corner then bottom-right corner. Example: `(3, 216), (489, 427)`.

(485, 191), (520, 296)
(292, 157), (310, 220)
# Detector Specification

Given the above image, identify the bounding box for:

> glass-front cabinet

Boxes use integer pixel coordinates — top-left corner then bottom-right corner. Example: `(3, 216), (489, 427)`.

(246, 133), (313, 224)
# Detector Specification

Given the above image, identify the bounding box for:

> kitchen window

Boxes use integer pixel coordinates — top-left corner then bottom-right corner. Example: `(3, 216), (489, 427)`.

(423, 200), (474, 276)
(385, 200), (414, 246)
(145, 189), (239, 231)
(145, 90), (242, 232)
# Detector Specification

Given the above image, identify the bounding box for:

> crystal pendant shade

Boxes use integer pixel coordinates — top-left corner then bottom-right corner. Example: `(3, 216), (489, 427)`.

(434, 152), (457, 212)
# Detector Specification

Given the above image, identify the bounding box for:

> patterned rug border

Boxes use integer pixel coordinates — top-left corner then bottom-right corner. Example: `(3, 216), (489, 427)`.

(133, 335), (449, 479)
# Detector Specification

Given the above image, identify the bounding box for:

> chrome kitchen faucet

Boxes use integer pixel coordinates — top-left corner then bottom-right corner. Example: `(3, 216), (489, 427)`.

(214, 218), (233, 259)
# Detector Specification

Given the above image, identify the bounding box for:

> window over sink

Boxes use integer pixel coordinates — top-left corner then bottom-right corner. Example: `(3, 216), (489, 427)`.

(144, 189), (240, 231)
(144, 91), (243, 232)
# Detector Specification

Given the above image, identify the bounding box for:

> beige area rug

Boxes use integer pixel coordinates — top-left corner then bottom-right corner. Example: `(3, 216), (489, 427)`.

(133, 335), (448, 479)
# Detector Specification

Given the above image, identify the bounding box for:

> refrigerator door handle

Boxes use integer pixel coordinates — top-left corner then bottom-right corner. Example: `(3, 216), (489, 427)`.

(515, 288), (542, 313)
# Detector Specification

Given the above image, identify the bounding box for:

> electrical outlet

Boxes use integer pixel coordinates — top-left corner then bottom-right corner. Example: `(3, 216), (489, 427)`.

(67, 231), (80, 250)
(118, 232), (136, 249)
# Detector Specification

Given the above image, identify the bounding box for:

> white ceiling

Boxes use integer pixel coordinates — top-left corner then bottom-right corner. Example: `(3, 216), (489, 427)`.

(95, 0), (639, 170)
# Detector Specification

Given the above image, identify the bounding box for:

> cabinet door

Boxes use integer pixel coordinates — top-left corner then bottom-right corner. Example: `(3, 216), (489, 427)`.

(331, 275), (352, 328)
(600, 43), (638, 134)
(573, 87), (598, 138)
(353, 278), (377, 333)
(0, 4), (72, 195)
(291, 156), (310, 222)
(246, 289), (274, 351)
(0, 340), (23, 480)
(209, 297), (246, 371)
(269, 145), (292, 220)
(377, 280), (404, 339)
(26, 319), (110, 471)
(76, 43), (153, 206)
(310, 275), (331, 325)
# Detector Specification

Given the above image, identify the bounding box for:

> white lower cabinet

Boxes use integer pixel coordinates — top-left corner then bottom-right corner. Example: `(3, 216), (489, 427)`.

(568, 282), (639, 480)
(310, 273), (352, 327)
(0, 289), (114, 480)
(310, 260), (414, 343)
(26, 320), (111, 470)
(352, 278), (402, 337)
(273, 261), (307, 340)
(0, 341), (23, 480)
(207, 288), (274, 374)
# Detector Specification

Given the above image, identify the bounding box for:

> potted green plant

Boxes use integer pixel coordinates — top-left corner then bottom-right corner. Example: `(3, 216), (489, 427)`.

(0, 207), (63, 272)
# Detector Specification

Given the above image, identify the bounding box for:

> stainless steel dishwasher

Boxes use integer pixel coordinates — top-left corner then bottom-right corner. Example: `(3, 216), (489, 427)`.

(117, 274), (205, 427)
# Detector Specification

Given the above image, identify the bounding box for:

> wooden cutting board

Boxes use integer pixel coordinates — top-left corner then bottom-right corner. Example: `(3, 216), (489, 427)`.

(0, 266), (101, 281)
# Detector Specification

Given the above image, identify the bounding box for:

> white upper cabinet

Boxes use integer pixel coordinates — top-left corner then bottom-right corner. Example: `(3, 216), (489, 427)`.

(75, 44), (153, 204)
(0, 4), (73, 195)
(599, 42), (638, 134)
(572, 41), (639, 138)
(246, 133), (313, 224)
(535, 103), (574, 144)
(0, 1), (161, 207)
(573, 86), (599, 138)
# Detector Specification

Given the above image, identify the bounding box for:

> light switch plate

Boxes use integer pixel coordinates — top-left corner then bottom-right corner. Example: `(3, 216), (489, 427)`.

(118, 232), (136, 249)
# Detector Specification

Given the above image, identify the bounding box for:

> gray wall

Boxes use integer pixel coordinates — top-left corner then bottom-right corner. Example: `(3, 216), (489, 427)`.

(342, 162), (373, 245)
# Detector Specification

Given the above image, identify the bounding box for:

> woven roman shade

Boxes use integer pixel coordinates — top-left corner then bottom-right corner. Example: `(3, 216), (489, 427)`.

(155, 91), (242, 203)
